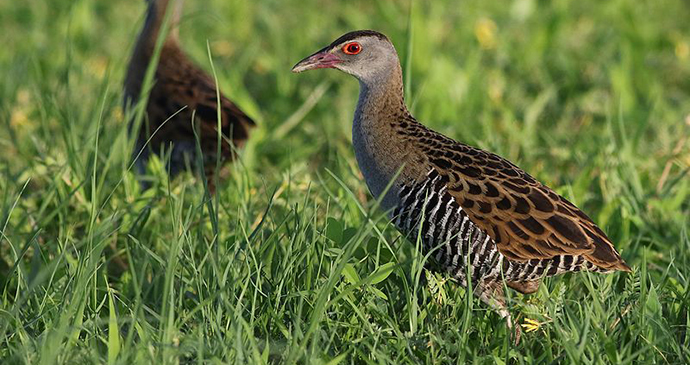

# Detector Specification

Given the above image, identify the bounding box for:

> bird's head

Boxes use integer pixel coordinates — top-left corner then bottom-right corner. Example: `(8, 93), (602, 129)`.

(292, 30), (399, 83)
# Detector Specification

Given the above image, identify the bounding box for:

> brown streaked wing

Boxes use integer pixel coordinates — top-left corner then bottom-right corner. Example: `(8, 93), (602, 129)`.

(155, 48), (255, 154)
(425, 140), (629, 271)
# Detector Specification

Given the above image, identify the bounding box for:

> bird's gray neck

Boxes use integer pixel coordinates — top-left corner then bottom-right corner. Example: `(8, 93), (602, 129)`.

(352, 63), (409, 211)
(354, 63), (405, 121)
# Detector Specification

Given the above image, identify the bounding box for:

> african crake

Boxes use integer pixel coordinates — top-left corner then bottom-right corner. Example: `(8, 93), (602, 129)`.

(124, 0), (254, 192)
(292, 30), (630, 335)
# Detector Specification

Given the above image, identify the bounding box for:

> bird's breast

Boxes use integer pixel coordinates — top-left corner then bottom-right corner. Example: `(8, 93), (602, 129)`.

(351, 114), (421, 212)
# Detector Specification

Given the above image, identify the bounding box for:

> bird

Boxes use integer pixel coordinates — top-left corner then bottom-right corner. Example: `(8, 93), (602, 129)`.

(292, 30), (631, 340)
(123, 0), (254, 193)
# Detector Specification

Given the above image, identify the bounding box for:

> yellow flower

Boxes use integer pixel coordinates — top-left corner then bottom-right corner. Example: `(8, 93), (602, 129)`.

(212, 40), (234, 57)
(10, 89), (31, 128)
(86, 56), (108, 78)
(675, 40), (689, 61)
(521, 318), (541, 333)
(474, 18), (498, 50)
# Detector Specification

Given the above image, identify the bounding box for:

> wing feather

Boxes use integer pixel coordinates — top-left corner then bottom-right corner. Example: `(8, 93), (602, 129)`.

(413, 133), (629, 271)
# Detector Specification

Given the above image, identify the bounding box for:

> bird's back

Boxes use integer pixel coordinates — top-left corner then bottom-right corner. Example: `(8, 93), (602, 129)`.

(144, 45), (254, 165)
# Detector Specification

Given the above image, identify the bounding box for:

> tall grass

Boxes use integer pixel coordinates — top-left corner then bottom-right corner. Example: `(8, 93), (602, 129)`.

(1, 0), (689, 363)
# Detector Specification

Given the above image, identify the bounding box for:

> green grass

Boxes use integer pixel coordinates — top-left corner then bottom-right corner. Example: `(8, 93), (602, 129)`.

(1, 0), (689, 363)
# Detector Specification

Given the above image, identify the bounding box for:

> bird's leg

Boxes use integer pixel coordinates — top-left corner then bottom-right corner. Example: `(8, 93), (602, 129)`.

(473, 278), (521, 344)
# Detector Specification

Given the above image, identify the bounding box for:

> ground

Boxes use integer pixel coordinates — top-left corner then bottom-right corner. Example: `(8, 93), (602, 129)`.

(1, 0), (689, 363)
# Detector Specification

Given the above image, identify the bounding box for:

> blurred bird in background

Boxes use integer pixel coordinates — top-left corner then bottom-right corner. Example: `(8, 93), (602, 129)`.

(123, 0), (254, 193)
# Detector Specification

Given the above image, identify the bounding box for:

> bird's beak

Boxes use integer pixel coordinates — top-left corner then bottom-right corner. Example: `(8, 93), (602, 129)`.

(291, 50), (341, 73)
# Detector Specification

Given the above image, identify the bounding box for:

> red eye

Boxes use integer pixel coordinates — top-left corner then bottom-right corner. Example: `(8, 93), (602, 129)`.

(342, 42), (362, 55)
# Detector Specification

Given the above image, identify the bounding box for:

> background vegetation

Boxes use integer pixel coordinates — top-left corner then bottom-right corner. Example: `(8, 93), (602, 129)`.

(1, 0), (689, 363)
